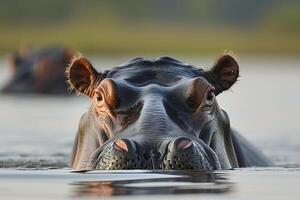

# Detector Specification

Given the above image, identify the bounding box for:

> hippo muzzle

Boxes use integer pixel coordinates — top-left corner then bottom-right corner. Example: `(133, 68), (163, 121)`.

(88, 136), (221, 170)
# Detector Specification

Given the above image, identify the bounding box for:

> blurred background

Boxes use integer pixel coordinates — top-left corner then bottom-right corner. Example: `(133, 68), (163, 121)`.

(0, 0), (299, 169)
(0, 0), (300, 55)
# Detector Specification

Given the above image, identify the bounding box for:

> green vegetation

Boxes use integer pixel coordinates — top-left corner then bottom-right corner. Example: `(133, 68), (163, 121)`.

(0, 0), (299, 55)
(1, 22), (300, 56)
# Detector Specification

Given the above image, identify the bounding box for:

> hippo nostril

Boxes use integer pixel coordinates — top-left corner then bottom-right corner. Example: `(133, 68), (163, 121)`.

(170, 137), (193, 151)
(113, 139), (128, 152)
(177, 139), (193, 150)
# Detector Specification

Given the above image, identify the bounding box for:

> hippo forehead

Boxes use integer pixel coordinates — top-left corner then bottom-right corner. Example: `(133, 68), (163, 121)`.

(105, 57), (204, 85)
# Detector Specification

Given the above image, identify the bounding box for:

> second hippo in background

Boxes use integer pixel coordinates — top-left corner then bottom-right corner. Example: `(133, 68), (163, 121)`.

(1, 46), (75, 95)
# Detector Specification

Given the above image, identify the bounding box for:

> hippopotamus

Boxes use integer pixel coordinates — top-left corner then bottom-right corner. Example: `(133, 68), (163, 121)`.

(1, 46), (74, 94)
(67, 54), (271, 171)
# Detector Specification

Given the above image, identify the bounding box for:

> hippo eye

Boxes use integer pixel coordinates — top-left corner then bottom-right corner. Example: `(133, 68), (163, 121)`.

(95, 92), (103, 102)
(206, 90), (214, 102)
(97, 95), (102, 102)
(201, 89), (215, 111)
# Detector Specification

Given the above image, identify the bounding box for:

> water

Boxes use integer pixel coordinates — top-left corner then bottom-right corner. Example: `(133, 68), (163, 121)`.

(0, 169), (299, 199)
(0, 56), (299, 199)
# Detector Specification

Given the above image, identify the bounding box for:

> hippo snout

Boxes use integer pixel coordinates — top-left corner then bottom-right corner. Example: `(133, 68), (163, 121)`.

(95, 137), (221, 170)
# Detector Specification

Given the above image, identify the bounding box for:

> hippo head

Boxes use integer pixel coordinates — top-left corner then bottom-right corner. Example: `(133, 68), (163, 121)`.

(67, 54), (239, 171)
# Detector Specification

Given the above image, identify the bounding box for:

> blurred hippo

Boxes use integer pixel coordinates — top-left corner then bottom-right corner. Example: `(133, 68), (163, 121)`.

(67, 53), (271, 171)
(1, 46), (74, 94)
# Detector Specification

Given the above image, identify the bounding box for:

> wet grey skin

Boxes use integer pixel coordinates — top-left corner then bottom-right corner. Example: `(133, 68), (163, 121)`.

(67, 54), (272, 171)
(1, 46), (74, 94)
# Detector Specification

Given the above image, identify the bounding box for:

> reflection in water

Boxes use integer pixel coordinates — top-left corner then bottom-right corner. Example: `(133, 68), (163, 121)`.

(71, 171), (232, 197)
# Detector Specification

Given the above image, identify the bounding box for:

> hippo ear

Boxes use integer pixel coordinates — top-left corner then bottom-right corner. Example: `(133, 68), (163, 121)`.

(205, 53), (239, 95)
(66, 56), (103, 97)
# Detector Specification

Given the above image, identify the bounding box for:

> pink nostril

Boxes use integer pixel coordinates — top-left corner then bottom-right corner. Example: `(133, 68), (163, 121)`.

(114, 140), (128, 152)
(177, 139), (193, 150)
